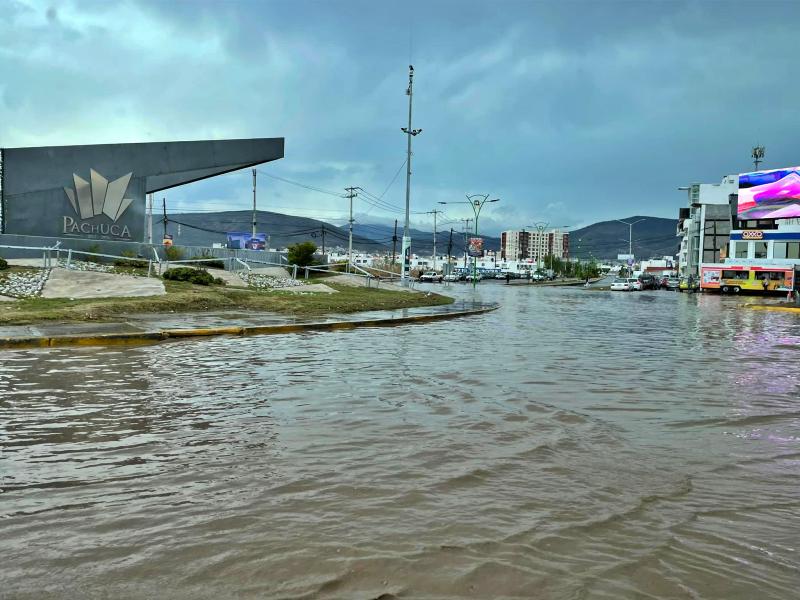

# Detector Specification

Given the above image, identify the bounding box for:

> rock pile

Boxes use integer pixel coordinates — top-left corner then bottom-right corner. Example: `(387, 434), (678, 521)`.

(57, 259), (115, 273)
(239, 272), (304, 289)
(0, 269), (50, 298)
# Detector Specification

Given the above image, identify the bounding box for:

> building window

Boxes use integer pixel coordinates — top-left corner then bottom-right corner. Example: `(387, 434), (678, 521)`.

(754, 242), (768, 259)
(734, 242), (748, 258)
(789, 243), (800, 260)
(774, 242), (787, 259)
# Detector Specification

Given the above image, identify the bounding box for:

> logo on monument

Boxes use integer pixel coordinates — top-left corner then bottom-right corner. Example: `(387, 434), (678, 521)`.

(62, 169), (134, 238)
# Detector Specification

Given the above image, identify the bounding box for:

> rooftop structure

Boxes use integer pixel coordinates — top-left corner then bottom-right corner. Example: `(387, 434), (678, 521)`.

(0, 138), (284, 243)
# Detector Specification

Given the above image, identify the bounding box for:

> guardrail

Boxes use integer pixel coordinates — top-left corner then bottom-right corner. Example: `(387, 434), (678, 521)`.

(0, 243), (160, 276)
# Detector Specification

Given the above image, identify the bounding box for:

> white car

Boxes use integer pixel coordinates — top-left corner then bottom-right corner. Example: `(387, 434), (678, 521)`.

(629, 278), (642, 291)
(419, 271), (443, 283)
(611, 278), (634, 291)
(443, 273), (460, 282)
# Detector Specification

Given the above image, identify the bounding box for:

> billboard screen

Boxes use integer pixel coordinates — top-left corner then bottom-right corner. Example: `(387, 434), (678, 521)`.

(468, 237), (484, 257)
(227, 232), (267, 250)
(738, 166), (800, 219)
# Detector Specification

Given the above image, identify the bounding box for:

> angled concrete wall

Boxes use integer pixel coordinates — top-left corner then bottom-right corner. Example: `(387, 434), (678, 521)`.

(1, 138), (284, 243)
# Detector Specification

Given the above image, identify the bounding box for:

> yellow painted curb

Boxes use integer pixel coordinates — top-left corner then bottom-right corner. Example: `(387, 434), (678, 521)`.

(163, 326), (244, 338)
(743, 304), (800, 313)
(0, 305), (498, 350)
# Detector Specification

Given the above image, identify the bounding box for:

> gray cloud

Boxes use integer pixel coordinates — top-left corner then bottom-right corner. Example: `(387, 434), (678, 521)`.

(2, 0), (799, 235)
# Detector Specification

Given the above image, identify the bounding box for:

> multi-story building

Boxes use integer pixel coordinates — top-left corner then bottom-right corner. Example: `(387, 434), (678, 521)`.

(676, 175), (738, 276)
(501, 229), (569, 261)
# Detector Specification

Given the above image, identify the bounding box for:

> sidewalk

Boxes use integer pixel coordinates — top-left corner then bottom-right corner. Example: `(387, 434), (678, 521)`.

(0, 301), (498, 349)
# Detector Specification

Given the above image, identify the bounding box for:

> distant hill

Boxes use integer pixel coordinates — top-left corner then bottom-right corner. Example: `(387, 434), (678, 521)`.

(161, 210), (677, 260)
(570, 216), (679, 260)
(163, 210), (387, 251)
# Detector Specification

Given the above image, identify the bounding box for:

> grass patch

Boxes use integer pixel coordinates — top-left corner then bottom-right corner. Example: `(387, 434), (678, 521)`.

(0, 281), (453, 325)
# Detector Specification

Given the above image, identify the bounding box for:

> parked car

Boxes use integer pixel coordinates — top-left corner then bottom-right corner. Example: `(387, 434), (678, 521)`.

(637, 274), (657, 290)
(443, 273), (460, 282)
(611, 278), (634, 291)
(629, 278), (642, 290)
(419, 271), (443, 283)
(665, 277), (681, 290)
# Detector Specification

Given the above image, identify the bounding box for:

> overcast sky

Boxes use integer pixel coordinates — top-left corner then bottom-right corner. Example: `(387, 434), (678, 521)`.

(2, 0), (799, 234)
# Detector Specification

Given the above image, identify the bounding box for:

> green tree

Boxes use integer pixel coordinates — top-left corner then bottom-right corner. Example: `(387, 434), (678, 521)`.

(287, 241), (317, 267)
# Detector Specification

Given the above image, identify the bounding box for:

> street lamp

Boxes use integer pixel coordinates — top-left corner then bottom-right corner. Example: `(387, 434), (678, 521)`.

(616, 218), (645, 258)
(439, 194), (499, 288)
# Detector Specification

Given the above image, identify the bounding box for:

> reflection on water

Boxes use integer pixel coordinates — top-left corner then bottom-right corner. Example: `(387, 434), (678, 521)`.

(2, 286), (799, 599)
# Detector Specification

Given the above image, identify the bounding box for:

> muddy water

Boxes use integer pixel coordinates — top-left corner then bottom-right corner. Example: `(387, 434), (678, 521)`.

(1, 285), (799, 599)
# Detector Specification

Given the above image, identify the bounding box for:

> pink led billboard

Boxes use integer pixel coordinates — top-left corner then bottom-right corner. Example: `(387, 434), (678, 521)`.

(738, 166), (800, 219)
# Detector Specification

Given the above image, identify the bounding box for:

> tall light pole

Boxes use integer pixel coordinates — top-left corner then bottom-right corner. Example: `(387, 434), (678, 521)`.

(616, 218), (645, 259)
(400, 65), (422, 285)
(439, 195), (499, 288)
(752, 145), (765, 171)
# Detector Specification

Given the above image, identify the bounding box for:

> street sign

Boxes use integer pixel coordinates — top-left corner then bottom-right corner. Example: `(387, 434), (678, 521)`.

(627, 258), (634, 266)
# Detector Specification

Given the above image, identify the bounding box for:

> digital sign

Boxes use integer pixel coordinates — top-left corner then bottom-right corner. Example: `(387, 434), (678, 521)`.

(738, 166), (800, 219)
(468, 237), (484, 257)
(227, 232), (267, 250)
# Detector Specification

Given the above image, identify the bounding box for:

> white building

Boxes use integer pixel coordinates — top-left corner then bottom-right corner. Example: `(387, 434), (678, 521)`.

(676, 175), (738, 276)
(500, 229), (569, 262)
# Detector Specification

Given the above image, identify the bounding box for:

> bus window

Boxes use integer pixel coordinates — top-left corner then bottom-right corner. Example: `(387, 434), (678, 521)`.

(722, 270), (747, 280)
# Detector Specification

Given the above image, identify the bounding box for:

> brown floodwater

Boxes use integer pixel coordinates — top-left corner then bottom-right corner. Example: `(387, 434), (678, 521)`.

(1, 285), (799, 599)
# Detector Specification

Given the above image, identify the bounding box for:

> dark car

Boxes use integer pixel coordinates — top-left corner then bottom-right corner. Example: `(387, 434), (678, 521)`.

(637, 274), (657, 290)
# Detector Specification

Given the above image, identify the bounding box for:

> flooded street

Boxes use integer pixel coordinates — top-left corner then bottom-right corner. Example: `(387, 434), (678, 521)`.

(1, 285), (799, 599)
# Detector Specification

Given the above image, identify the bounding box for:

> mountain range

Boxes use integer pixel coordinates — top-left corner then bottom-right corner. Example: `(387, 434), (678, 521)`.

(163, 210), (678, 259)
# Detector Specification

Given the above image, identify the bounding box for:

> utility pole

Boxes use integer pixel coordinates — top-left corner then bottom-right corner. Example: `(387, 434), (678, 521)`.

(321, 225), (326, 256)
(162, 198), (167, 241)
(252, 168), (257, 238)
(447, 228), (453, 273)
(752, 145), (765, 171)
(147, 193), (153, 245)
(345, 186), (360, 272)
(400, 65), (422, 285)
(392, 219), (398, 267)
(460, 218), (473, 267)
(425, 209), (443, 271)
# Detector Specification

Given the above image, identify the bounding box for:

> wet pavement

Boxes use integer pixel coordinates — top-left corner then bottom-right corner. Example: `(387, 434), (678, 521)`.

(0, 300), (496, 343)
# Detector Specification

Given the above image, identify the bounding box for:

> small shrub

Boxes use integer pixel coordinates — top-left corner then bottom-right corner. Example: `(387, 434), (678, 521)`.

(83, 243), (103, 263)
(162, 267), (215, 286)
(114, 249), (148, 269)
(198, 258), (225, 269)
(165, 246), (184, 261)
(213, 277), (226, 286)
(0, 257), (8, 271)
(287, 241), (317, 267)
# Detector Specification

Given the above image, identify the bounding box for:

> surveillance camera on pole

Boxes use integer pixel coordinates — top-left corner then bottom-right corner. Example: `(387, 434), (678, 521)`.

(400, 64), (421, 285)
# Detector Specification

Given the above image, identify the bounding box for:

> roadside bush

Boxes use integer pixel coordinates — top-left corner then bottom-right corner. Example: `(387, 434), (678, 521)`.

(114, 249), (148, 269)
(213, 277), (226, 286)
(196, 250), (225, 270)
(198, 258), (225, 269)
(0, 257), (8, 271)
(162, 267), (215, 286)
(83, 243), (103, 263)
(287, 241), (317, 267)
(164, 246), (184, 261)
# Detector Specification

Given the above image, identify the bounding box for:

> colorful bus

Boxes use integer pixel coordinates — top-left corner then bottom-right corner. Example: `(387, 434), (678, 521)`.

(700, 264), (794, 294)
